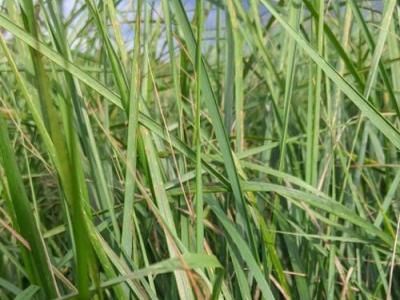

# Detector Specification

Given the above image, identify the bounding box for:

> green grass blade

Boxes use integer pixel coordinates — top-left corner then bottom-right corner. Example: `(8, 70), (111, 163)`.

(261, 0), (400, 150)
(170, 0), (257, 256)
(0, 113), (57, 298)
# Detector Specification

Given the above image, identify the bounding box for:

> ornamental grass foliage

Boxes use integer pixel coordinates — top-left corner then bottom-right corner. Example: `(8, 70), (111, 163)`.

(0, 0), (399, 299)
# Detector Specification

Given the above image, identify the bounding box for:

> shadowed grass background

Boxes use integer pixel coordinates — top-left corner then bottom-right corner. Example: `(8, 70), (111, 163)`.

(0, 0), (399, 299)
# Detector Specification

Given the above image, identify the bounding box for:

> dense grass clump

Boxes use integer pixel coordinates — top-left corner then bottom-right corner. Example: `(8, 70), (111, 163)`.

(0, 0), (399, 299)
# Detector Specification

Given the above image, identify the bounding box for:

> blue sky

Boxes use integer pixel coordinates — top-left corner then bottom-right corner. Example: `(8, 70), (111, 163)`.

(62, 0), (226, 55)
(63, 0), (217, 23)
